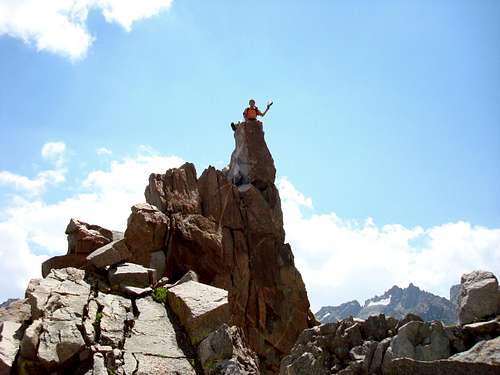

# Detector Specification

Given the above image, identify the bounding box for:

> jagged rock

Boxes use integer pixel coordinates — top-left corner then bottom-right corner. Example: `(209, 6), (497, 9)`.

(166, 213), (224, 285)
(65, 218), (114, 255)
(26, 268), (91, 321)
(388, 320), (450, 362)
(37, 320), (86, 368)
(41, 254), (88, 278)
(20, 319), (42, 360)
(108, 263), (151, 289)
(0, 298), (30, 323)
(145, 162), (201, 215)
(95, 293), (132, 347)
(198, 324), (260, 375)
(167, 280), (230, 345)
(124, 203), (170, 269)
(226, 121), (276, 189)
(362, 314), (388, 341)
(0, 321), (23, 375)
(141, 123), (310, 373)
(458, 270), (500, 325)
(86, 239), (132, 269)
(198, 166), (244, 229)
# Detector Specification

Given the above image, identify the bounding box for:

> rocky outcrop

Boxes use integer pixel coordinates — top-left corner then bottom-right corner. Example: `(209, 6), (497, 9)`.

(285, 270), (500, 375)
(198, 324), (260, 374)
(144, 121), (312, 373)
(458, 271), (500, 325)
(317, 283), (457, 325)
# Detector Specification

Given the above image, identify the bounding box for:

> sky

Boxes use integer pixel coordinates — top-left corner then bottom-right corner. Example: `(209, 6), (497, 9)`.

(0, 0), (499, 312)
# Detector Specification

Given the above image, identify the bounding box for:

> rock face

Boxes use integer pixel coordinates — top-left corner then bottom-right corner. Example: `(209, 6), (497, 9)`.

(144, 121), (312, 373)
(458, 271), (500, 325)
(226, 121), (276, 189)
(317, 283), (457, 324)
(450, 284), (461, 306)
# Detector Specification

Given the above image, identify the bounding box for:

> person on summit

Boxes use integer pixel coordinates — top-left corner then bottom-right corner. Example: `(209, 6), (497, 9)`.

(231, 99), (273, 131)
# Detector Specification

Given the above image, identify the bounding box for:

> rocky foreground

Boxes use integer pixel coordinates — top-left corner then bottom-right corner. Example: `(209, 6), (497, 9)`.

(0, 121), (313, 375)
(281, 270), (500, 374)
(0, 120), (499, 375)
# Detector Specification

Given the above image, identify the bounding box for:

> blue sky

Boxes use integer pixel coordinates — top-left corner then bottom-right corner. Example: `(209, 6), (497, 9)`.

(0, 0), (499, 308)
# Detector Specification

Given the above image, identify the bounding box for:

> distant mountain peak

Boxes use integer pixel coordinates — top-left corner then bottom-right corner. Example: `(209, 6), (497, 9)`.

(317, 283), (457, 324)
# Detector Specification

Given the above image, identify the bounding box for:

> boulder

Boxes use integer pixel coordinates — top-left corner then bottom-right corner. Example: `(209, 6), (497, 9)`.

(389, 320), (450, 361)
(167, 281), (230, 345)
(26, 268), (90, 321)
(0, 321), (23, 375)
(458, 270), (500, 325)
(450, 336), (500, 365)
(42, 254), (88, 277)
(86, 239), (132, 269)
(145, 162), (201, 215)
(198, 324), (260, 375)
(124, 203), (169, 268)
(65, 218), (114, 255)
(108, 263), (151, 289)
(37, 320), (86, 368)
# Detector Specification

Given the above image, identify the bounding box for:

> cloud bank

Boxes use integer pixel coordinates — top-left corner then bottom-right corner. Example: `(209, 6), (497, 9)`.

(0, 142), (183, 300)
(278, 178), (500, 311)
(0, 0), (173, 60)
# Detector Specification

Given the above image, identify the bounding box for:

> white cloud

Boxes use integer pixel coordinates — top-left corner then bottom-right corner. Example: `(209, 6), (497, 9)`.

(97, 147), (112, 156)
(0, 142), (67, 195)
(278, 178), (500, 312)
(0, 0), (173, 60)
(41, 141), (66, 167)
(0, 146), (183, 300)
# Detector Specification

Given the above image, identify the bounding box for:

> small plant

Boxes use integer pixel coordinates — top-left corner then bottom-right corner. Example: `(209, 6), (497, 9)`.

(95, 311), (103, 324)
(152, 287), (167, 304)
(107, 368), (116, 375)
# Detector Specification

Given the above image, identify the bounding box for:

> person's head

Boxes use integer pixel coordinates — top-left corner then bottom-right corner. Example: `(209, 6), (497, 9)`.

(249, 99), (256, 107)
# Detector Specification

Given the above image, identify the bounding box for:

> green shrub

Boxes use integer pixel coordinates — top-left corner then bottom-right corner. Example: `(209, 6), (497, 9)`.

(95, 311), (103, 324)
(152, 287), (167, 304)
